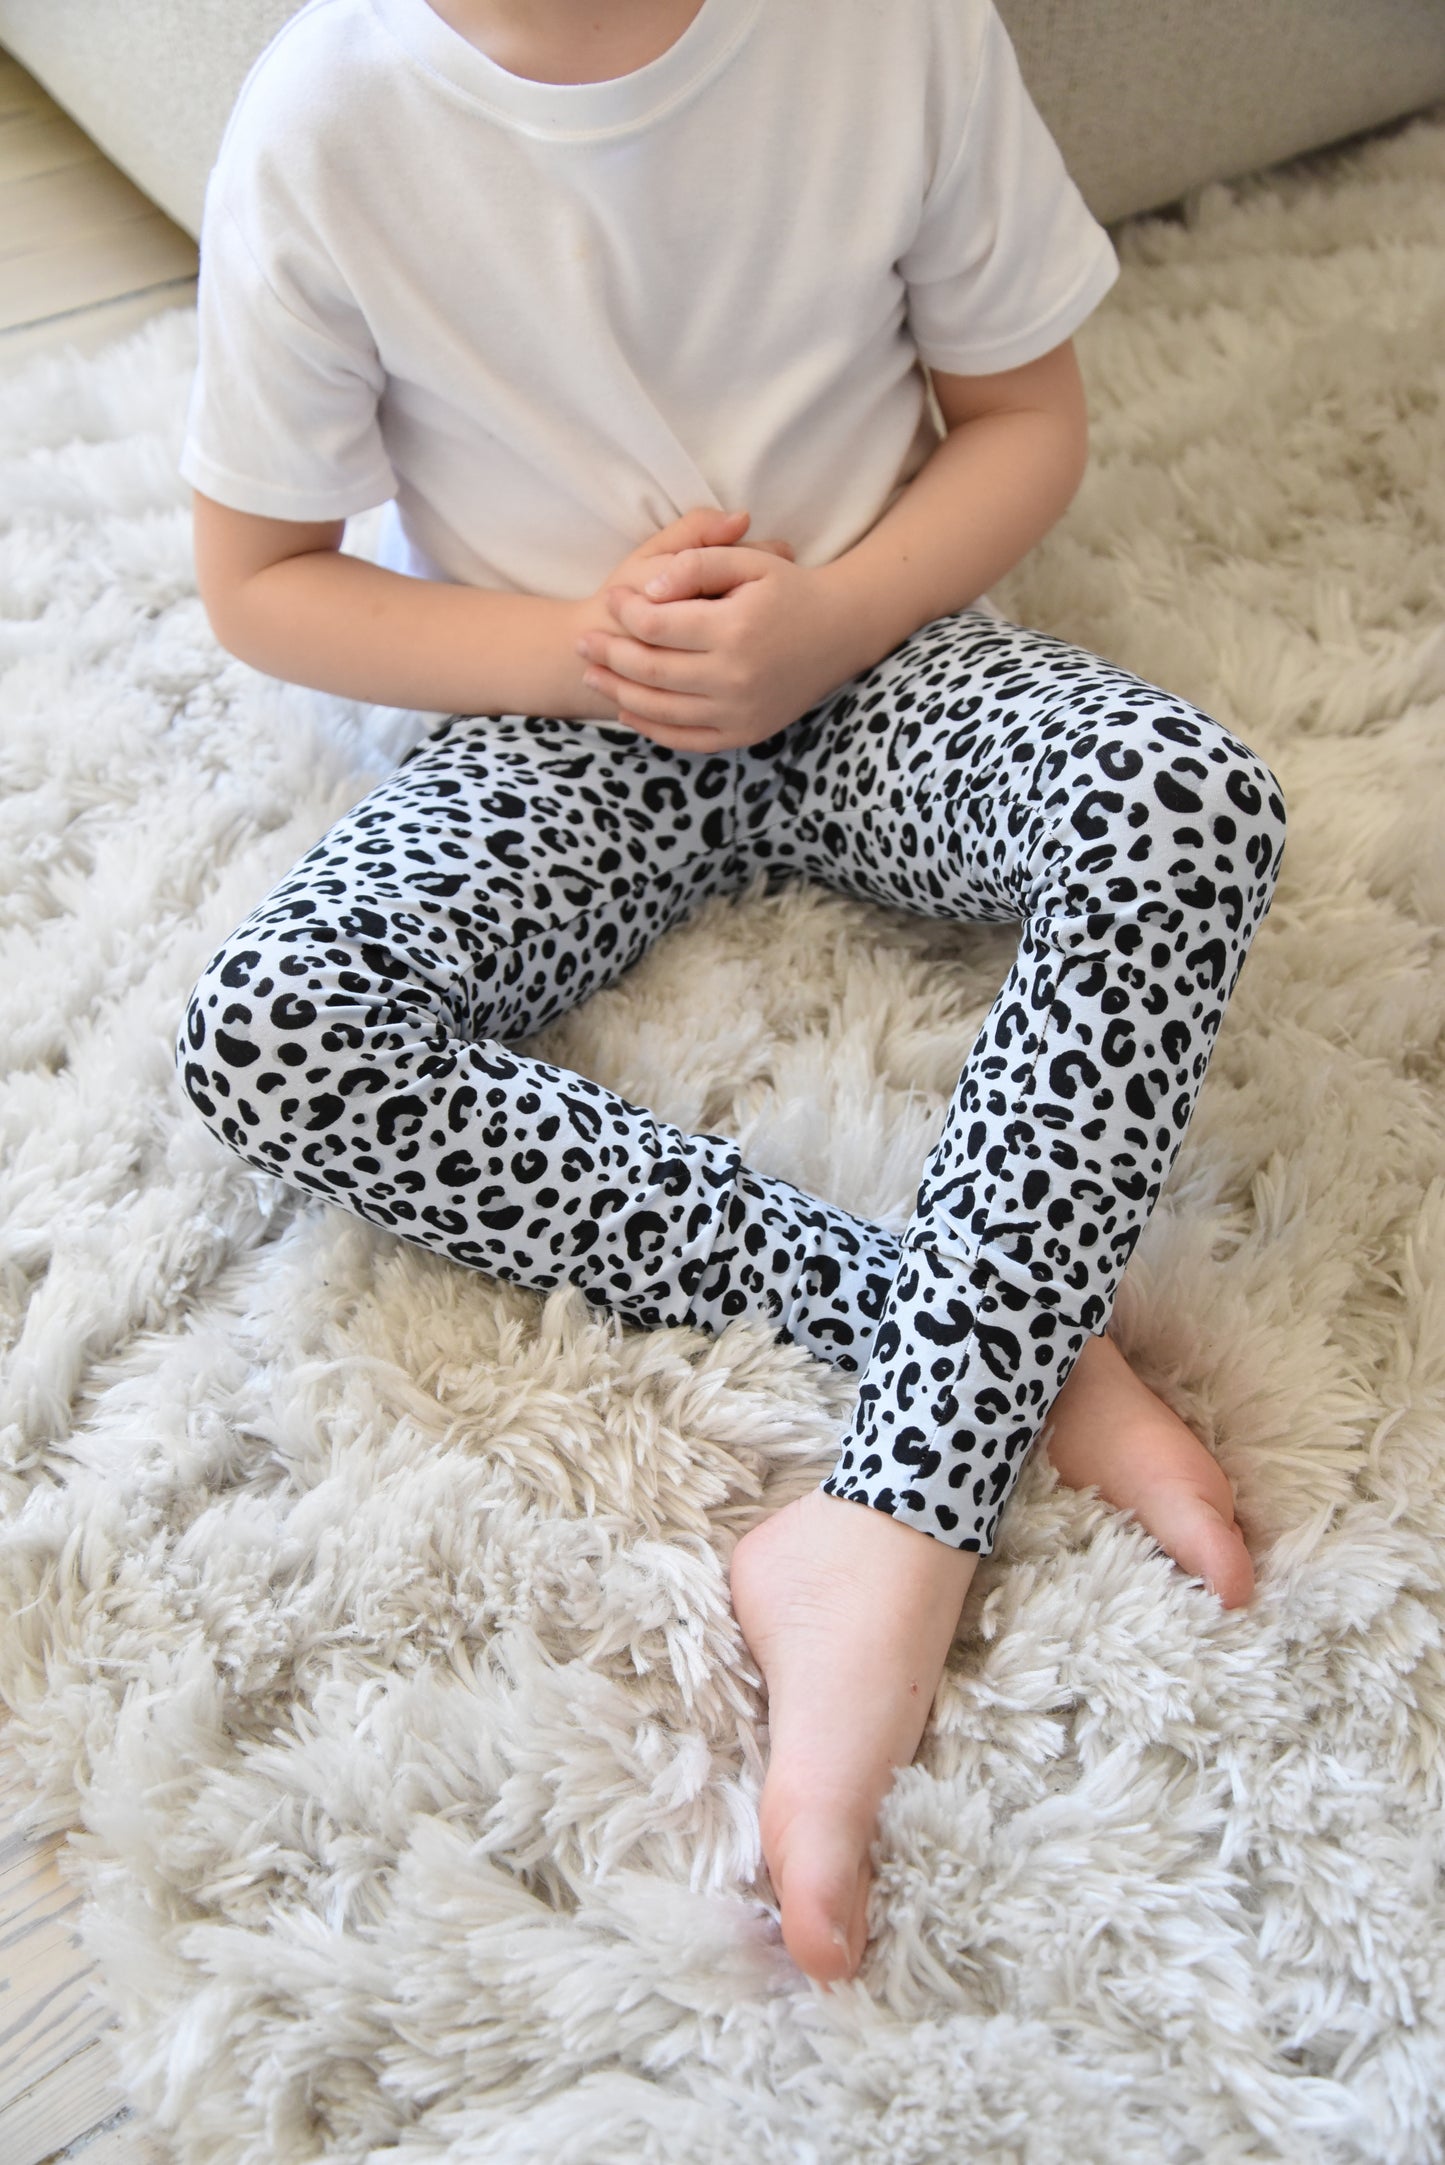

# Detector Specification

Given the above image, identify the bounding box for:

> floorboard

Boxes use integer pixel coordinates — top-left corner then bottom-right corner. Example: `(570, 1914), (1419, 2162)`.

(0, 47), (197, 356)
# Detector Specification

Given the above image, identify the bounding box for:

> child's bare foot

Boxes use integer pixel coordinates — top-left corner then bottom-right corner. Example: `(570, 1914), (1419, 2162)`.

(1043, 1330), (1255, 1608)
(729, 1488), (977, 1986)
(730, 1338), (1247, 1985)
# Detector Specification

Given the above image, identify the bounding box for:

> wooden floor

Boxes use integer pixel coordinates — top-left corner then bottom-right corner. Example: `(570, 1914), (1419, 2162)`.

(0, 48), (192, 2165)
(0, 47), (197, 367)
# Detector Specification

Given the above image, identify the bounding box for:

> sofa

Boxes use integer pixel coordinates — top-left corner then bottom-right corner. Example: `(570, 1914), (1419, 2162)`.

(4, 0), (1445, 239)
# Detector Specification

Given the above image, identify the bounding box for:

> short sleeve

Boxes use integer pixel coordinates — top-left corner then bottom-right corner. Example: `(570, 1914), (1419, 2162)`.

(900, 1), (1120, 376)
(178, 188), (398, 521)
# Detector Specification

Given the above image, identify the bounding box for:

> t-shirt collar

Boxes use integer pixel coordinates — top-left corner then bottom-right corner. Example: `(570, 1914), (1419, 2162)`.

(368, 0), (762, 139)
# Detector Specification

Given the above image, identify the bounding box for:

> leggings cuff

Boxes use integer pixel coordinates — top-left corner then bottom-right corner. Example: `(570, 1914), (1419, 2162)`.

(827, 1241), (1101, 1551)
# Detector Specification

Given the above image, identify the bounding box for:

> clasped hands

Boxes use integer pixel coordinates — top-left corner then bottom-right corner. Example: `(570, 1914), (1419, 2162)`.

(570, 505), (850, 753)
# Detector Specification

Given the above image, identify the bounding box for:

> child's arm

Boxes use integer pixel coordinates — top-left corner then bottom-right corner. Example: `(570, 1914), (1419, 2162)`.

(193, 493), (618, 718)
(815, 337), (1091, 680)
(192, 497), (781, 718)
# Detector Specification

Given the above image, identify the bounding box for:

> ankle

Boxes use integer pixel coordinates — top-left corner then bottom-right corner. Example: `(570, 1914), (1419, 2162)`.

(1061, 1327), (1127, 1392)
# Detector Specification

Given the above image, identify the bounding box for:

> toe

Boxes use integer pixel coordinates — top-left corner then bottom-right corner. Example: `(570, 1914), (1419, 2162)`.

(1142, 1480), (1255, 1609)
(769, 1812), (870, 1984)
(1199, 1515), (1255, 1609)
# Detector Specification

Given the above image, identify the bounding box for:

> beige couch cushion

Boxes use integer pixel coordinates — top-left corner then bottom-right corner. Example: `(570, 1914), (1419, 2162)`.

(4, 0), (1445, 237)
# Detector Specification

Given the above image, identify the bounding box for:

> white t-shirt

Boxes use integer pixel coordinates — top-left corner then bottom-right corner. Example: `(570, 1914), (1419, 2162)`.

(178, 0), (1119, 600)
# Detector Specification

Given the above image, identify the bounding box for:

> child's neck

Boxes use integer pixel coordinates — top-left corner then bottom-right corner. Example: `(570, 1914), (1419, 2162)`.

(422, 0), (708, 87)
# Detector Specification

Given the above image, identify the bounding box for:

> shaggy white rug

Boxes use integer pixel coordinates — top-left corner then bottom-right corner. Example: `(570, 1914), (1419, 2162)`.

(2, 105), (1444, 2165)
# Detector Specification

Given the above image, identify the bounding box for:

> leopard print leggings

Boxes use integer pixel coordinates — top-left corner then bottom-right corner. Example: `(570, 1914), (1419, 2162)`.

(176, 608), (1286, 1553)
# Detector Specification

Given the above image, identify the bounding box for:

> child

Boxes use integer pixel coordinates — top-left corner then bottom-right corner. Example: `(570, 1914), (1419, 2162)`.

(176, 0), (1287, 1986)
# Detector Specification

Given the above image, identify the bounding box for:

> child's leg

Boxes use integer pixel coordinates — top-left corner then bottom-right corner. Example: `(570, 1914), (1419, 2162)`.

(733, 605), (1287, 1551)
(174, 636), (1285, 1987)
(176, 710), (906, 1346)
(724, 605), (1285, 1980)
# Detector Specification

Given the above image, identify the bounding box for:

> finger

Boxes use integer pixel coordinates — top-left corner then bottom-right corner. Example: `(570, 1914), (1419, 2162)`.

(598, 591), (741, 651)
(580, 632), (712, 693)
(644, 545), (772, 600)
(640, 506), (748, 558)
(599, 587), (715, 651)
(581, 662), (717, 732)
(657, 507), (746, 545)
(756, 539), (796, 560)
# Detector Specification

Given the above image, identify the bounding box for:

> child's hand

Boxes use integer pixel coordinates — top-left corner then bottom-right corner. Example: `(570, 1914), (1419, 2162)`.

(574, 507), (793, 651)
(573, 543), (850, 753)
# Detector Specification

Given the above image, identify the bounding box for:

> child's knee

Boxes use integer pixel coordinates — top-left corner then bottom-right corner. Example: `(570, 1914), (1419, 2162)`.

(174, 931), (315, 1160)
(1030, 698), (1285, 1009)
(1065, 700), (1283, 897)
(1218, 736), (1287, 905)
(1165, 710), (1287, 927)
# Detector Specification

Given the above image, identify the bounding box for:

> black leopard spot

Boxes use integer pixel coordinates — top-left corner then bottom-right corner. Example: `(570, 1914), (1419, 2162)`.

(1154, 770), (1202, 814)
